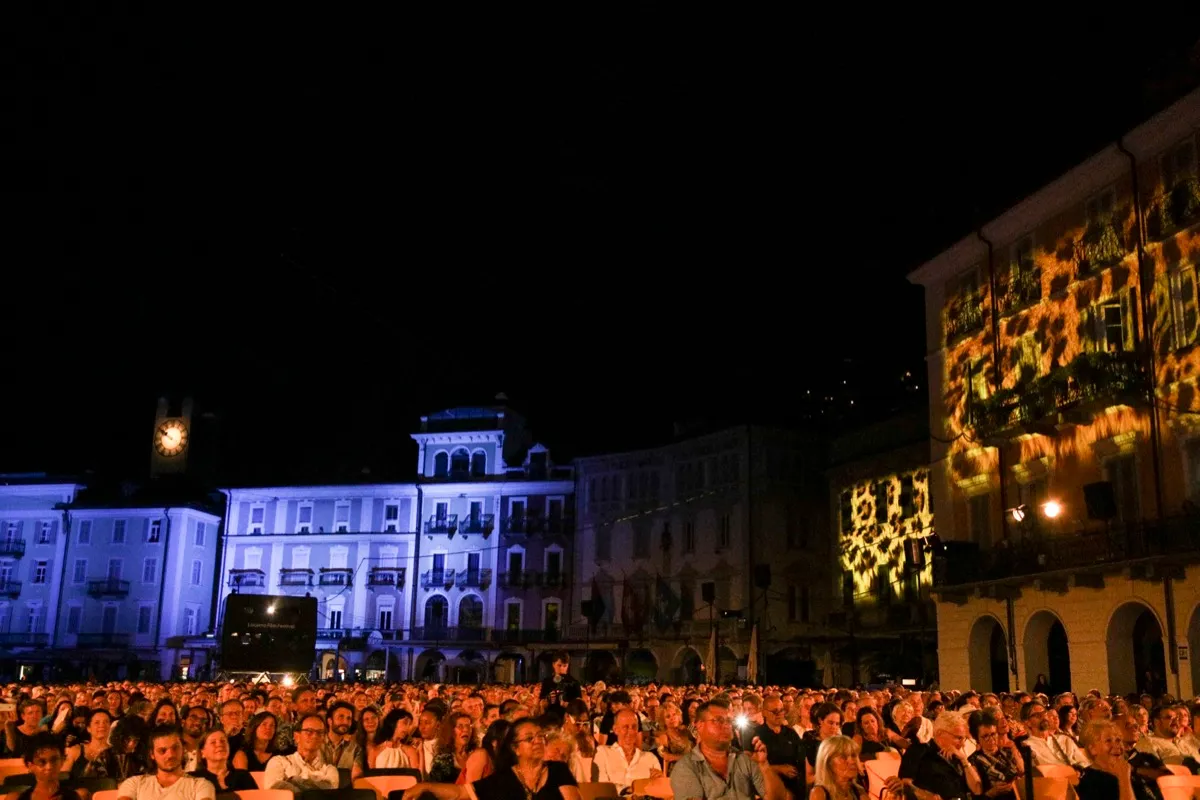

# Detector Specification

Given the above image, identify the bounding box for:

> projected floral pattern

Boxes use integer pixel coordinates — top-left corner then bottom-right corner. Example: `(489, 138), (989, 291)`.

(837, 469), (933, 598)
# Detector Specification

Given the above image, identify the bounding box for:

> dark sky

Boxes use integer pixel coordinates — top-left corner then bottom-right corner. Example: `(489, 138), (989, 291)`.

(6, 12), (1200, 483)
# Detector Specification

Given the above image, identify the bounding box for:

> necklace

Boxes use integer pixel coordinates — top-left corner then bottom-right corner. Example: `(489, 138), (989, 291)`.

(514, 765), (546, 798)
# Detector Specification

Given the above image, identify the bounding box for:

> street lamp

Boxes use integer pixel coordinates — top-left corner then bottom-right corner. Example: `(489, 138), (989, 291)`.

(1041, 500), (1063, 519)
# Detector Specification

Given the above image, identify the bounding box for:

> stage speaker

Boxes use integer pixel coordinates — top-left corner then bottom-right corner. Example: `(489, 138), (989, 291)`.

(754, 564), (772, 589)
(221, 594), (318, 674)
(1083, 481), (1118, 521)
(701, 582), (715, 603)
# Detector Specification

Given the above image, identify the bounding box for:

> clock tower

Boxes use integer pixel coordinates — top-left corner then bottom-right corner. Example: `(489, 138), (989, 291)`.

(151, 396), (194, 477)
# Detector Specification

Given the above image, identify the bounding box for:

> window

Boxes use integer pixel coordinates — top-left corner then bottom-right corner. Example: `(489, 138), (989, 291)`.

(383, 504), (400, 532)
(101, 605), (117, 633)
(969, 493), (992, 549)
(194, 522), (206, 547)
(1163, 139), (1197, 187)
(378, 608), (393, 631)
(142, 558), (158, 584)
(1013, 334), (1041, 383)
(470, 451), (486, 477)
(1086, 292), (1136, 353)
(334, 503), (351, 533)
(244, 549), (263, 571)
(184, 607), (197, 635)
(899, 476), (915, 518)
(106, 559), (122, 581)
(528, 451), (547, 480)
(1105, 455), (1139, 523)
(112, 520), (126, 544)
(328, 608), (343, 630)
(946, 267), (984, 338)
(3, 522), (19, 543)
(840, 492), (853, 533)
(137, 606), (152, 635)
(874, 483), (888, 524)
(450, 448), (470, 477)
(291, 547), (311, 570)
(73, 559), (86, 584)
(249, 507), (265, 535)
(1161, 266), (1200, 352)
(66, 607), (81, 634)
(967, 358), (990, 422)
(33, 561), (48, 584)
(717, 515), (730, 550)
(147, 520), (161, 543)
(26, 606), (43, 633)
(77, 520), (91, 544)
(296, 505), (312, 534)
(433, 451), (449, 477)
(683, 522), (695, 554)
(38, 522), (51, 544)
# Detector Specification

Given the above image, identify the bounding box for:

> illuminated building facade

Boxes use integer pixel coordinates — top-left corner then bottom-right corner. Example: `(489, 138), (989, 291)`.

(909, 87), (1200, 696)
(0, 475), (222, 681)
(827, 411), (935, 686)
(217, 404), (574, 682)
(571, 425), (831, 686)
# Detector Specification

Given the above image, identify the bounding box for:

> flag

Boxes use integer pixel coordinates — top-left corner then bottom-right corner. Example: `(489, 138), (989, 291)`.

(705, 625), (717, 684)
(654, 574), (680, 631)
(621, 575), (645, 634)
(747, 623), (759, 685)
(586, 576), (606, 628)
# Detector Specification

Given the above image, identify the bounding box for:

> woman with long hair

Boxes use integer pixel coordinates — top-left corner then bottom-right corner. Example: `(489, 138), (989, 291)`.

(232, 712), (279, 772)
(428, 712), (476, 784)
(461, 720), (509, 784)
(810, 735), (867, 800)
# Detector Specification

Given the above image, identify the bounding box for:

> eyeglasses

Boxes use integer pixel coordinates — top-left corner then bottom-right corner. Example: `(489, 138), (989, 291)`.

(516, 733), (547, 744)
(979, 733), (999, 741)
(704, 717), (734, 727)
(297, 729), (325, 736)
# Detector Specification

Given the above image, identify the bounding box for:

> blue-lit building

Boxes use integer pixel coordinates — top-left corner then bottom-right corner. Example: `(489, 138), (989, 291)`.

(0, 474), (222, 682)
(216, 404), (575, 683)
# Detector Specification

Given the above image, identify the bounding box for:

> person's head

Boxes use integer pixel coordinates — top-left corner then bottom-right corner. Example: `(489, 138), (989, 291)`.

(293, 713), (326, 759)
(1151, 705), (1180, 738)
(199, 729), (231, 766)
(437, 712), (475, 754)
(814, 735), (861, 788)
(497, 719), (545, 770)
(612, 709), (640, 750)
(245, 711), (278, 749)
(148, 726), (185, 774)
(291, 688), (317, 716)
(23, 732), (64, 784)
(855, 707), (883, 741)
(550, 651), (570, 677)
(327, 701), (355, 737)
(969, 711), (999, 756)
(931, 710), (969, 753)
(1080, 720), (1123, 767)
(693, 698), (734, 751)
(762, 695), (785, 729)
(811, 702), (843, 740)
(19, 699), (45, 729)
(86, 708), (114, 744)
(1113, 714), (1140, 751)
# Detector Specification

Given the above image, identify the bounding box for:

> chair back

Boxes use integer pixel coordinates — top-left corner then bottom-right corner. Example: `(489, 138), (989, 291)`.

(578, 783), (620, 800)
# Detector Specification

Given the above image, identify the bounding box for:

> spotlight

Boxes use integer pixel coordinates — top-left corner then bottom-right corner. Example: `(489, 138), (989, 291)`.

(1041, 500), (1063, 519)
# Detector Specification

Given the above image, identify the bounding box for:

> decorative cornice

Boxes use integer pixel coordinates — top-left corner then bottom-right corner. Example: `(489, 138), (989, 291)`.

(411, 431), (503, 446)
(222, 485), (419, 501)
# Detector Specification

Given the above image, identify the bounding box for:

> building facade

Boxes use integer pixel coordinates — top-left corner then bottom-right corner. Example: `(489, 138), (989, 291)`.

(0, 475), (222, 681)
(826, 411), (935, 687)
(909, 87), (1200, 696)
(570, 425), (832, 686)
(216, 405), (574, 683)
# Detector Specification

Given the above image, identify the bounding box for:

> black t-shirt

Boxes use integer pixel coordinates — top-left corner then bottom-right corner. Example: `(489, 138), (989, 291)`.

(539, 674), (582, 707)
(754, 723), (805, 798)
(473, 761), (576, 800)
(899, 742), (971, 800)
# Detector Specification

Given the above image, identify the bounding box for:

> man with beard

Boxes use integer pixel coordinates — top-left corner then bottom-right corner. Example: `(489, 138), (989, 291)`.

(117, 726), (215, 800)
(670, 698), (787, 800)
(321, 701), (362, 783)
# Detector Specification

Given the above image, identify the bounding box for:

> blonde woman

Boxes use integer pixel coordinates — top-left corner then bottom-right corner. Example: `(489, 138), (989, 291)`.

(810, 735), (868, 800)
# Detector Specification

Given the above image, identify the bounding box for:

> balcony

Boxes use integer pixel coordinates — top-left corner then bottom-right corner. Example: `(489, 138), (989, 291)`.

(421, 569), (456, 589)
(410, 626), (488, 642)
(317, 627), (402, 641)
(461, 514), (495, 536)
(0, 633), (47, 647)
(997, 269), (1042, 316)
(1074, 220), (1128, 275)
(933, 515), (1200, 590)
(1147, 177), (1200, 241)
(76, 633), (130, 648)
(228, 569), (265, 589)
(0, 540), (25, 558)
(499, 571), (567, 590)
(455, 568), (492, 589)
(279, 568), (313, 588)
(0, 582), (20, 598)
(367, 567), (406, 588)
(971, 351), (1144, 444)
(87, 579), (130, 598)
(501, 515), (573, 536)
(424, 515), (458, 536)
(319, 568), (354, 587)
(945, 300), (984, 341)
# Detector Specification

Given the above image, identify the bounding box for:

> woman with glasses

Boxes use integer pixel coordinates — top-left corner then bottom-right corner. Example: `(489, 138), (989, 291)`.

(400, 719), (580, 800)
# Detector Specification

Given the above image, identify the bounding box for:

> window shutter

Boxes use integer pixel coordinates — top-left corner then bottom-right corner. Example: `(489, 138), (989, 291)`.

(1179, 267), (1199, 348)
(142, 518), (150, 542)
(1121, 288), (1138, 351)
(1078, 306), (1095, 352)
(1154, 275), (1176, 355)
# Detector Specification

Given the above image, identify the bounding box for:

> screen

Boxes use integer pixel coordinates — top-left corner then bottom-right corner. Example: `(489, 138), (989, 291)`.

(221, 594), (317, 673)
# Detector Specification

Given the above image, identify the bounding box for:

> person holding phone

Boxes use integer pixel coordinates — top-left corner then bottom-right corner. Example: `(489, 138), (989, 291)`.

(539, 652), (581, 709)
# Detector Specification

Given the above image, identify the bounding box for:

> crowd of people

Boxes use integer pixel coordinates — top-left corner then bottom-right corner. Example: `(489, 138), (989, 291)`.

(0, 651), (1196, 800)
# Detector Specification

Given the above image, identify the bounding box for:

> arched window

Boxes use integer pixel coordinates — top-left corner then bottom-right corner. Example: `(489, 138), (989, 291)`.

(450, 448), (470, 477)
(425, 596), (449, 636)
(470, 451), (486, 477)
(433, 452), (449, 477)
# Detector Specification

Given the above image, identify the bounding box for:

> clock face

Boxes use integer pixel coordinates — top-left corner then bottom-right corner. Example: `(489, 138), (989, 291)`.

(155, 420), (189, 457)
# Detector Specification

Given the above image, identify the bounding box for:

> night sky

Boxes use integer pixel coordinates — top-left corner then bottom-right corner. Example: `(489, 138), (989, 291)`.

(6, 13), (1200, 484)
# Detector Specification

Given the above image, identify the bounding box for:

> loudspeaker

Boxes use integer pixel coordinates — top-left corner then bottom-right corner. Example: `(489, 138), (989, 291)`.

(1084, 481), (1118, 521)
(221, 594), (318, 673)
(905, 538), (926, 569)
(701, 582), (715, 603)
(754, 564), (772, 589)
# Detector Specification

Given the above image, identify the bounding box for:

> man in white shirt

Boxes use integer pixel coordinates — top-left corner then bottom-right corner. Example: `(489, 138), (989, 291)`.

(594, 709), (662, 794)
(264, 713), (340, 794)
(118, 727), (215, 800)
(1022, 702), (1089, 769)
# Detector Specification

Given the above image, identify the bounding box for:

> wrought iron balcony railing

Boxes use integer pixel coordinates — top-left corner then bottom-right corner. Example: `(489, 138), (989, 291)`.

(454, 568), (491, 589)
(461, 514), (495, 535)
(279, 568), (312, 587)
(1147, 177), (1200, 241)
(87, 579), (130, 598)
(421, 569), (456, 589)
(1075, 220), (1128, 274)
(424, 515), (458, 535)
(367, 567), (405, 588)
(997, 269), (1042, 315)
(228, 569), (265, 588)
(319, 568), (354, 587)
(945, 300), (984, 340)
(0, 540), (26, 558)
